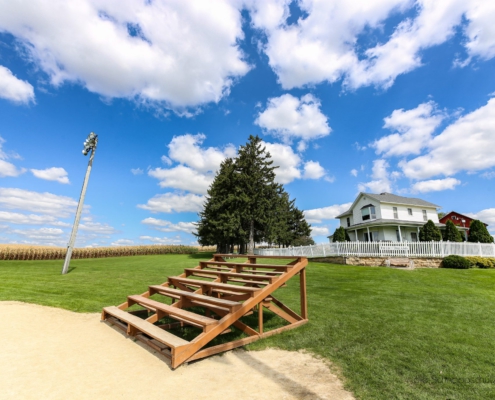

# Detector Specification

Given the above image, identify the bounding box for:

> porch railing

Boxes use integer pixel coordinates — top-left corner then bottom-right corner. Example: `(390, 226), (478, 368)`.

(254, 241), (495, 258)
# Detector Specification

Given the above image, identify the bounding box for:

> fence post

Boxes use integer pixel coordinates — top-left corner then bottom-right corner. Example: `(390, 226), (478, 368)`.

(322, 244), (326, 257)
(310, 245), (314, 257)
(479, 241), (482, 257)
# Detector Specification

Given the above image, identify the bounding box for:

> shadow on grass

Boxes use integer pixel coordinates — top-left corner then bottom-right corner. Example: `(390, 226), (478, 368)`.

(187, 252), (215, 260)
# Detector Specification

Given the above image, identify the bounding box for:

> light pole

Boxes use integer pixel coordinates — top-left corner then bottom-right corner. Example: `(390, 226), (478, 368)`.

(61, 132), (98, 275)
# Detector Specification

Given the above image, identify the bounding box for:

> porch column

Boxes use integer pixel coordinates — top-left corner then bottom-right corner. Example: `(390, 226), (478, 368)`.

(366, 226), (370, 242)
(398, 225), (403, 242)
(355, 229), (358, 241)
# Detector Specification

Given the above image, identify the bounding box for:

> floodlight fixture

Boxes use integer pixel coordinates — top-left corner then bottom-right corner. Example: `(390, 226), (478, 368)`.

(62, 132), (98, 275)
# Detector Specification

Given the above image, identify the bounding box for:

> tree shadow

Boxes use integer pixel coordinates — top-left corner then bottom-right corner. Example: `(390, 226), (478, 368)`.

(187, 252), (214, 260)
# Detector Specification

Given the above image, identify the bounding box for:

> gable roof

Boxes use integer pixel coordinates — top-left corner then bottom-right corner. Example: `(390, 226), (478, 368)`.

(335, 192), (440, 218)
(439, 211), (488, 227)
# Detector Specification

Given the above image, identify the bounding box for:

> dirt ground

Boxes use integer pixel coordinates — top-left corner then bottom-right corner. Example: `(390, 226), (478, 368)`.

(0, 301), (354, 400)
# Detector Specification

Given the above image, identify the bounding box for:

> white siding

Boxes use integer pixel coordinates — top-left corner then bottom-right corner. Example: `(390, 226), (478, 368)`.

(381, 202), (438, 223)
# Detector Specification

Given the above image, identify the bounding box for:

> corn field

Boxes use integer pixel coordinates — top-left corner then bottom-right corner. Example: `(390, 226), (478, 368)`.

(0, 245), (213, 261)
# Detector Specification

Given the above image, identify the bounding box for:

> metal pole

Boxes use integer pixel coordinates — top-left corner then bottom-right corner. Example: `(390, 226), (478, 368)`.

(62, 136), (97, 274)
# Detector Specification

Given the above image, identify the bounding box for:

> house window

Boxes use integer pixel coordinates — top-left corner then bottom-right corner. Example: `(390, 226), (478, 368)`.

(346, 217), (350, 227)
(411, 232), (418, 242)
(364, 232), (378, 242)
(393, 207), (398, 219)
(422, 210), (427, 221)
(396, 230), (401, 242)
(361, 205), (376, 221)
(408, 208), (412, 216)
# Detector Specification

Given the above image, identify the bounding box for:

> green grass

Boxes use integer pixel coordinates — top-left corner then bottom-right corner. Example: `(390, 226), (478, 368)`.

(1, 254), (494, 399)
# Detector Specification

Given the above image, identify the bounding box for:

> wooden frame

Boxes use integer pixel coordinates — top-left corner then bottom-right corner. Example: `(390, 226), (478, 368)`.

(101, 254), (308, 369)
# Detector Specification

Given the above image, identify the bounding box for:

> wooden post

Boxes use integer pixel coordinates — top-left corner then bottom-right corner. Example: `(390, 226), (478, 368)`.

(300, 267), (307, 319)
(258, 304), (263, 334)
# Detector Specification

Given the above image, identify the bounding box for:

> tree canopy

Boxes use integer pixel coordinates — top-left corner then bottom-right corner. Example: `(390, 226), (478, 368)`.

(332, 226), (350, 242)
(442, 220), (463, 242)
(419, 220), (442, 241)
(195, 135), (312, 253)
(468, 220), (494, 243)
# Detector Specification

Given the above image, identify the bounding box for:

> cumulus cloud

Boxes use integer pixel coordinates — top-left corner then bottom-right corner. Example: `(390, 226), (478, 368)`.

(358, 159), (393, 193)
(0, 187), (77, 217)
(139, 235), (182, 245)
(0, 211), (69, 226)
(350, 169), (358, 177)
(0, 0), (250, 110)
(138, 192), (205, 214)
(0, 65), (35, 104)
(249, 0), (495, 90)
(131, 168), (143, 175)
(79, 221), (118, 235)
(110, 239), (135, 246)
(311, 226), (330, 236)
(411, 177), (461, 193)
(467, 208), (495, 233)
(373, 101), (445, 157)
(142, 217), (196, 234)
(302, 161), (326, 180)
(0, 136), (25, 177)
(148, 165), (213, 195)
(255, 94), (331, 142)
(304, 203), (353, 224)
(400, 98), (495, 179)
(30, 167), (69, 184)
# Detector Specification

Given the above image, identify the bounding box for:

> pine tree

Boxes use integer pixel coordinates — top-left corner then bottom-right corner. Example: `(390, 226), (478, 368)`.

(419, 220), (442, 241)
(332, 226), (350, 242)
(468, 220), (494, 243)
(442, 220), (463, 242)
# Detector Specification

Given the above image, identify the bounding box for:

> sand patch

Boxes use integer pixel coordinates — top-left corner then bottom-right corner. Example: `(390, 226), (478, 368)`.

(0, 301), (354, 400)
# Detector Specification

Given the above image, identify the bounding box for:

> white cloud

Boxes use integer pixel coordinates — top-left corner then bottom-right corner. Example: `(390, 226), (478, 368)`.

(0, 65), (35, 104)
(0, 187), (77, 217)
(148, 165), (213, 195)
(358, 159), (392, 193)
(167, 133), (236, 173)
(304, 203), (353, 224)
(373, 101), (445, 157)
(0, 211), (69, 226)
(138, 192), (204, 214)
(400, 98), (495, 179)
(139, 235), (182, 245)
(311, 226), (330, 236)
(0, 0), (250, 110)
(249, 0), (495, 90)
(467, 208), (495, 233)
(30, 167), (69, 184)
(263, 141), (301, 184)
(350, 169), (358, 177)
(161, 155), (173, 166)
(255, 94), (330, 142)
(131, 168), (143, 175)
(302, 161), (326, 180)
(0, 136), (25, 177)
(79, 221), (117, 235)
(11, 227), (65, 242)
(481, 171), (495, 179)
(411, 177), (461, 193)
(111, 239), (135, 246)
(142, 217), (196, 234)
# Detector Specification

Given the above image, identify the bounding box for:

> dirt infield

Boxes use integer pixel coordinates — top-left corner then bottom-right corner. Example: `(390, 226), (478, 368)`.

(0, 301), (354, 400)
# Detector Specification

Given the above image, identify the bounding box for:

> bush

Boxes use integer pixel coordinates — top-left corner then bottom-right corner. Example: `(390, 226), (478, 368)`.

(442, 220), (463, 242)
(419, 220), (442, 241)
(468, 220), (494, 243)
(465, 256), (495, 269)
(442, 255), (471, 269)
(332, 226), (350, 242)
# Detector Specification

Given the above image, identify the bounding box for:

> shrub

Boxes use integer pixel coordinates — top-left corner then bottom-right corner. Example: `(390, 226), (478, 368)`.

(419, 220), (442, 241)
(442, 220), (463, 242)
(442, 255), (471, 269)
(465, 256), (495, 269)
(468, 220), (494, 243)
(332, 227), (350, 242)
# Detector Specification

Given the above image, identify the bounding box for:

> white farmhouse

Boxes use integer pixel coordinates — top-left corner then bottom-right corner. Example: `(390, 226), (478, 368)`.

(334, 192), (454, 242)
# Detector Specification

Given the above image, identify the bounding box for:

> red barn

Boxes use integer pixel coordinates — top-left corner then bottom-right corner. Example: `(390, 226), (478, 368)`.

(439, 211), (488, 238)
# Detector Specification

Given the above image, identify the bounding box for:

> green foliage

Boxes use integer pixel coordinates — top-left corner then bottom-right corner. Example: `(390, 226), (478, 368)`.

(419, 220), (442, 241)
(468, 220), (494, 243)
(465, 256), (495, 269)
(442, 219), (463, 242)
(195, 135), (311, 252)
(442, 255), (471, 269)
(292, 236), (315, 246)
(332, 226), (350, 242)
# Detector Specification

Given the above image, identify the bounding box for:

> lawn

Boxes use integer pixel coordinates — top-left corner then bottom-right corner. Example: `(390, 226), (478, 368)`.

(1, 254), (494, 399)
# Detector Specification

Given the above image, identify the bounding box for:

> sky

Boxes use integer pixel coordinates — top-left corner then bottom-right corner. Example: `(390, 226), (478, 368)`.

(0, 0), (495, 248)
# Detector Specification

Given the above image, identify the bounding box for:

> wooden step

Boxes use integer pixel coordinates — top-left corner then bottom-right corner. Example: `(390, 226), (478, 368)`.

(127, 295), (217, 330)
(200, 261), (291, 271)
(102, 306), (189, 349)
(185, 268), (277, 283)
(149, 286), (242, 312)
(169, 277), (260, 296)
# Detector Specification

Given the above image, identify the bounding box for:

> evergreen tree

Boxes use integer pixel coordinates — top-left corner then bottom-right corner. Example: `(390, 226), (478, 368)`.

(292, 236), (315, 246)
(468, 220), (494, 243)
(419, 220), (442, 241)
(332, 226), (350, 242)
(442, 220), (463, 242)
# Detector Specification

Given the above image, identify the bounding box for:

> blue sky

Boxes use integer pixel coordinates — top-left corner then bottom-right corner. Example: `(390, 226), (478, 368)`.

(1, 0), (494, 247)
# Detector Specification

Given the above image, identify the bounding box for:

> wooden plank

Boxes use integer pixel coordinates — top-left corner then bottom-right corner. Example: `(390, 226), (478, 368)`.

(168, 277), (260, 294)
(186, 268), (277, 282)
(127, 295), (217, 327)
(200, 261), (291, 271)
(214, 254), (301, 260)
(300, 267), (307, 319)
(149, 286), (241, 311)
(102, 306), (189, 348)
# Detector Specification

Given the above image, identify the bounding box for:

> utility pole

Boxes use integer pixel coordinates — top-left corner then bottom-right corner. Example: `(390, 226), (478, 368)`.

(61, 132), (98, 275)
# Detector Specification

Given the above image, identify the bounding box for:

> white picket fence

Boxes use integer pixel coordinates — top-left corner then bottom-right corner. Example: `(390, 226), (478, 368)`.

(254, 241), (495, 258)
